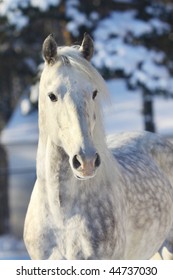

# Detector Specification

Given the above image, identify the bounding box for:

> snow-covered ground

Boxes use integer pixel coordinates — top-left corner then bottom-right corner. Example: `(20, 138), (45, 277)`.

(0, 78), (173, 260)
(0, 234), (30, 260)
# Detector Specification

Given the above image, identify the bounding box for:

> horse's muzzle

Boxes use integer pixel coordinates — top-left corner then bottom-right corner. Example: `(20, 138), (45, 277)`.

(72, 152), (101, 180)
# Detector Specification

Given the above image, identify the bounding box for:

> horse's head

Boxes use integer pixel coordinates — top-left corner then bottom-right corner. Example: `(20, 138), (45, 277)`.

(40, 34), (106, 180)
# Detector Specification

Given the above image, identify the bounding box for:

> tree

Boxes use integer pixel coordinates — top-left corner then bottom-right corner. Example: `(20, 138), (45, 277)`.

(0, 0), (173, 132)
(0, 145), (8, 234)
(67, 0), (173, 132)
(0, 0), (70, 130)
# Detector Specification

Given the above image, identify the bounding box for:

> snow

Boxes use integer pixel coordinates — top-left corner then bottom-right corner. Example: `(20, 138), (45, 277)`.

(103, 79), (142, 133)
(0, 95), (38, 145)
(94, 10), (169, 40)
(30, 0), (60, 11)
(94, 40), (173, 94)
(92, 37), (172, 94)
(154, 98), (173, 135)
(30, 83), (39, 104)
(0, 0), (60, 29)
(1, 0), (172, 95)
(93, 40), (148, 75)
(104, 79), (173, 135)
(21, 99), (32, 115)
(129, 62), (172, 93)
(149, 18), (170, 34)
(0, 234), (29, 260)
(24, 58), (37, 73)
(66, 0), (91, 37)
(91, 9), (172, 94)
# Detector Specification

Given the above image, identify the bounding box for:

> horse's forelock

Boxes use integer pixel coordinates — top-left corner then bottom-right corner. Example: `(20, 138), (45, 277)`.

(57, 46), (109, 101)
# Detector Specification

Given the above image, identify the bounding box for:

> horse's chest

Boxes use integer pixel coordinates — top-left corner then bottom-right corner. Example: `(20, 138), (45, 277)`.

(57, 214), (115, 259)
(57, 196), (123, 259)
(56, 215), (92, 259)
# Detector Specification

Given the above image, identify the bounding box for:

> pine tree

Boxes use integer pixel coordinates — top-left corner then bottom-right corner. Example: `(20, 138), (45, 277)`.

(0, 0), (70, 130)
(0, 0), (173, 132)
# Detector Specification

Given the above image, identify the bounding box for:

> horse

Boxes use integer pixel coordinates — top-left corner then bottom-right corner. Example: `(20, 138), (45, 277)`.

(24, 33), (173, 260)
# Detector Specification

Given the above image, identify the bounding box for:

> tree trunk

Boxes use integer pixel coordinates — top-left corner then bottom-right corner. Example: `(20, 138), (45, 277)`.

(142, 89), (155, 132)
(0, 145), (9, 234)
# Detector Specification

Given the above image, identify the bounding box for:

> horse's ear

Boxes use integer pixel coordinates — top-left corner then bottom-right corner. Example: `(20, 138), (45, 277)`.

(42, 34), (58, 65)
(79, 33), (94, 61)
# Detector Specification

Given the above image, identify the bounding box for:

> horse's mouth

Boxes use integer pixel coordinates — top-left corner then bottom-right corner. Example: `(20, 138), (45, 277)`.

(76, 175), (86, 180)
(75, 173), (95, 181)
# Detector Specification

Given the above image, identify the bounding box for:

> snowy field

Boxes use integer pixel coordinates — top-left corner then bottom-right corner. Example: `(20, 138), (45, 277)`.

(105, 79), (173, 136)
(0, 78), (173, 260)
(0, 235), (30, 260)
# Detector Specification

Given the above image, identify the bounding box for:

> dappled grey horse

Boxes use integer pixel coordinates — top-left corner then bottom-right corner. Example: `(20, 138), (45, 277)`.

(24, 34), (173, 259)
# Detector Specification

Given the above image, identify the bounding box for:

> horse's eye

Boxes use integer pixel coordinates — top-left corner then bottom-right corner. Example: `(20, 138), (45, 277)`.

(48, 92), (58, 102)
(92, 90), (97, 100)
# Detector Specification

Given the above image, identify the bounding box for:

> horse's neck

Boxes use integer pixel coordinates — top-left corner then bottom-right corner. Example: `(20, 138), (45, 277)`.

(36, 136), (71, 225)
(36, 134), (125, 234)
(37, 135), (70, 185)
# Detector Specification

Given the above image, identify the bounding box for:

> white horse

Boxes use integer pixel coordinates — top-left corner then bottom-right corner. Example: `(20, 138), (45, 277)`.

(24, 34), (173, 260)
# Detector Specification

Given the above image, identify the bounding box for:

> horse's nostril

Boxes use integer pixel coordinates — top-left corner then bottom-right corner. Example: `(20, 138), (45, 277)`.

(72, 155), (81, 170)
(95, 153), (101, 168)
(72, 153), (101, 171)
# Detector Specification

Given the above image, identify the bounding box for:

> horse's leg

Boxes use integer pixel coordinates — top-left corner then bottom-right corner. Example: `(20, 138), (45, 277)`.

(151, 227), (173, 260)
(150, 245), (173, 260)
(150, 247), (173, 260)
(161, 227), (173, 260)
(150, 252), (162, 260)
(150, 228), (173, 260)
